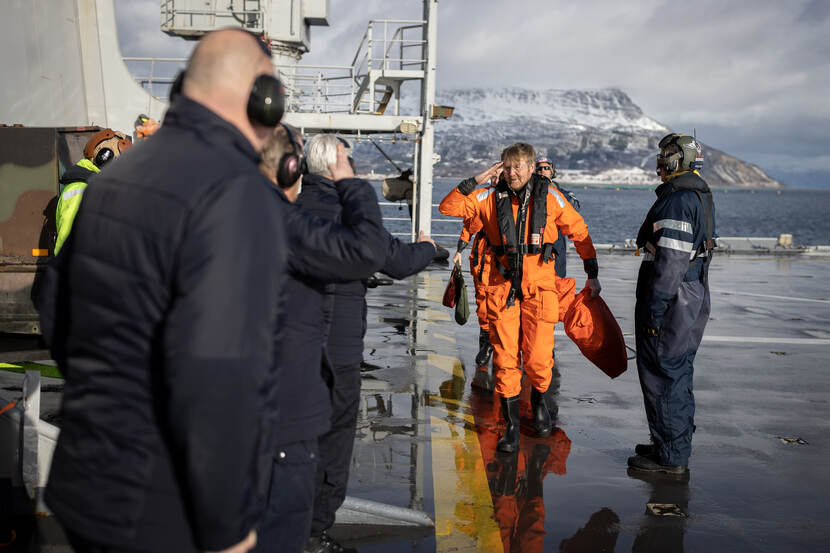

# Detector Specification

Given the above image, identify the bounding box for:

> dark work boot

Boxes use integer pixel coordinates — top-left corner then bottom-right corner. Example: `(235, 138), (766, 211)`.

(627, 454), (687, 475)
(635, 442), (656, 457)
(303, 531), (357, 553)
(475, 328), (494, 366)
(530, 387), (552, 437)
(497, 395), (521, 452)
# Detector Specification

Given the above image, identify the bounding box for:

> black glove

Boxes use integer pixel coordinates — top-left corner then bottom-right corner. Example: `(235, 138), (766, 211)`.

(456, 239), (468, 254)
(457, 177), (477, 195)
(583, 257), (598, 279)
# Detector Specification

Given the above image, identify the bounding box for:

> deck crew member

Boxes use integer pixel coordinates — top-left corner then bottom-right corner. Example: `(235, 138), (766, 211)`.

(54, 129), (131, 253)
(534, 156), (581, 278)
(254, 127), (390, 553)
(299, 134), (436, 553)
(452, 165), (502, 368)
(40, 29), (288, 553)
(628, 133), (716, 475)
(439, 143), (601, 452)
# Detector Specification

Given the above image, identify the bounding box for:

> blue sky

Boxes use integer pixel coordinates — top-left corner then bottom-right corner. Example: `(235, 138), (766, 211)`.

(116, 0), (830, 188)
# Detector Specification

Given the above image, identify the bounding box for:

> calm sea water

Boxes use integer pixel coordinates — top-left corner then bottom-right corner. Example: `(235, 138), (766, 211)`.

(372, 178), (830, 246)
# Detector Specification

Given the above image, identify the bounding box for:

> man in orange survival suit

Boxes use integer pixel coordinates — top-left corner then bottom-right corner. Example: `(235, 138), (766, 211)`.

(452, 165), (502, 368)
(439, 143), (600, 452)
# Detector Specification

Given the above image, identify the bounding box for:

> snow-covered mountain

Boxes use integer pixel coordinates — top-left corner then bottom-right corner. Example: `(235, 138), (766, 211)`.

(353, 87), (782, 188)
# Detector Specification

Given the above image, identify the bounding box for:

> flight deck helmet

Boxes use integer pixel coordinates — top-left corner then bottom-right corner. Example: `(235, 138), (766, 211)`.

(656, 133), (703, 178)
(535, 156), (557, 178)
(83, 128), (132, 169)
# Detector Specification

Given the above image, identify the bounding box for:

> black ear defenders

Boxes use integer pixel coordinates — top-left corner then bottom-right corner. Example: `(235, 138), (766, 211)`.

(169, 70), (284, 129)
(94, 148), (115, 169)
(277, 123), (307, 189)
(247, 74), (285, 127)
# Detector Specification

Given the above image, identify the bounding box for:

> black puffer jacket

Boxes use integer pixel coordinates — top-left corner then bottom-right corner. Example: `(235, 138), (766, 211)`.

(273, 177), (388, 446)
(41, 97), (287, 552)
(297, 173), (434, 368)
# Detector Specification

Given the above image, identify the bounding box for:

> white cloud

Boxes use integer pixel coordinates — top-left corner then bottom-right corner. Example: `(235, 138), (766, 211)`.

(115, 0), (830, 174)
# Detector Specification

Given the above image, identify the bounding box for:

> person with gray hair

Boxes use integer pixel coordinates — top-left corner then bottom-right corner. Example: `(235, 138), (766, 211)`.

(305, 133), (352, 177)
(298, 133), (436, 553)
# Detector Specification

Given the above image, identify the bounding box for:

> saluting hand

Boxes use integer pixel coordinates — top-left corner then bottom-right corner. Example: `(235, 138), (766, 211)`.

(328, 142), (355, 181)
(474, 161), (503, 185)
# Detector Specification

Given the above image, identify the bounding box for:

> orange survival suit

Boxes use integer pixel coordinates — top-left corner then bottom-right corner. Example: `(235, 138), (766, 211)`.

(440, 173), (597, 397)
(440, 167), (598, 451)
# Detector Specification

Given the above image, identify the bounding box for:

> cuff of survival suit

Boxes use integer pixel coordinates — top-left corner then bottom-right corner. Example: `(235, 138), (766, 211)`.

(456, 177), (478, 195)
(583, 257), (599, 279)
(456, 239), (469, 254)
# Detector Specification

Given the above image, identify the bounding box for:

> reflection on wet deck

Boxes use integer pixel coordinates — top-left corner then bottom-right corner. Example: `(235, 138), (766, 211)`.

(2, 254), (830, 552)
(342, 253), (830, 553)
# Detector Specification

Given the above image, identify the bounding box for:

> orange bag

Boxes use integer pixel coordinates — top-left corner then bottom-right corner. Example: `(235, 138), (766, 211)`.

(563, 287), (627, 378)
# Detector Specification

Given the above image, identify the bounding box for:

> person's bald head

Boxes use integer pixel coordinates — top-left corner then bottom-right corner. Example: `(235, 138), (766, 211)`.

(182, 28), (276, 150)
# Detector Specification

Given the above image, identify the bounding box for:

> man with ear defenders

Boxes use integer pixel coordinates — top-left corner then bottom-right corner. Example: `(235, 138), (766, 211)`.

(41, 29), (292, 553)
(628, 133), (716, 475)
(253, 126), (389, 553)
(54, 128), (132, 253)
(297, 134), (436, 553)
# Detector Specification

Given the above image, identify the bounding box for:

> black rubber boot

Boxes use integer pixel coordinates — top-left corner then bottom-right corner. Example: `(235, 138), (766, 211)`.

(526, 443), (550, 499)
(530, 387), (552, 437)
(497, 395), (521, 452)
(475, 328), (494, 366)
(492, 450), (519, 497)
(627, 454), (687, 475)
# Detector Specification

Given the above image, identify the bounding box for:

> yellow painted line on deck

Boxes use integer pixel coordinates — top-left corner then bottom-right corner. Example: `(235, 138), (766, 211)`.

(430, 412), (502, 553)
(427, 352), (502, 552)
(432, 332), (457, 344)
(425, 307), (452, 322)
(427, 395), (476, 428)
(427, 353), (462, 376)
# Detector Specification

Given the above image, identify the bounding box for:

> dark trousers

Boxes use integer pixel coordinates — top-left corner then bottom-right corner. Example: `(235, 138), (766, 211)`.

(310, 362), (362, 535)
(253, 439), (319, 553)
(635, 280), (710, 466)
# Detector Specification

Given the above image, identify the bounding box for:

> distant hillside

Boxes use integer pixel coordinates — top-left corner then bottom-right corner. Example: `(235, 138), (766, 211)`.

(352, 87), (783, 188)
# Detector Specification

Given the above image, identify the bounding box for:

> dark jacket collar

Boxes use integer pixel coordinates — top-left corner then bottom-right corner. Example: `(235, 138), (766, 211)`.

(655, 171), (709, 199)
(302, 173), (336, 190)
(163, 96), (261, 164)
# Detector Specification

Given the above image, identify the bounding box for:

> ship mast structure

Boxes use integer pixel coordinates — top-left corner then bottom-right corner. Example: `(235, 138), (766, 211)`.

(160, 0), (440, 240)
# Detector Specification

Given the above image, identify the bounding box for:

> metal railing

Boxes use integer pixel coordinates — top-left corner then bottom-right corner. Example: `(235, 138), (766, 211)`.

(279, 19), (426, 115)
(275, 64), (355, 114)
(160, 0), (265, 34)
(377, 202), (462, 240)
(123, 57), (187, 99)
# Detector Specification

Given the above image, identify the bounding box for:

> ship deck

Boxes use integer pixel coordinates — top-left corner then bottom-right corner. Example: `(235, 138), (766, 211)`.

(3, 252), (830, 552)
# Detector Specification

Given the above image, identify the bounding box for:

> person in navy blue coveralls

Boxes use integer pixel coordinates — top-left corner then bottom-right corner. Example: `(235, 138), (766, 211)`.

(628, 133), (716, 475)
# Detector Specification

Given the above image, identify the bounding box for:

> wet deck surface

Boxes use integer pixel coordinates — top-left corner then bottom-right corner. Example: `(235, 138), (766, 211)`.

(340, 252), (830, 553)
(3, 253), (830, 552)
